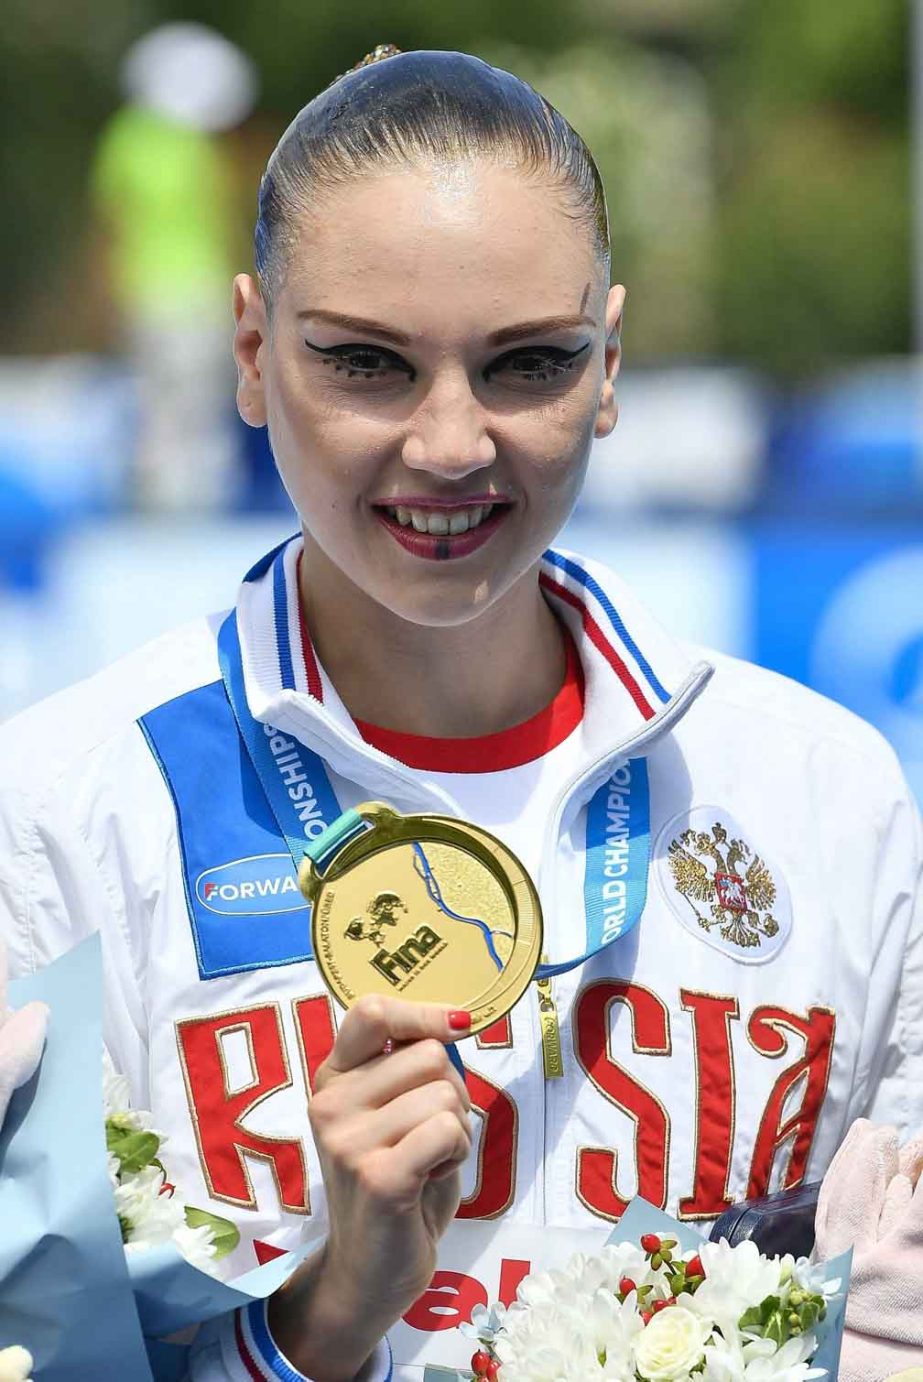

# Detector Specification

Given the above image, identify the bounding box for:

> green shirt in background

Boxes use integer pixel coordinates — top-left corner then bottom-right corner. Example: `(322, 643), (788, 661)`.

(92, 105), (233, 316)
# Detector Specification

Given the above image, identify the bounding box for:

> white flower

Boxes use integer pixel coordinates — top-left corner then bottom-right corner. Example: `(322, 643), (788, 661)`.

(459, 1302), (508, 1343)
(172, 1221), (219, 1274)
(702, 1331), (825, 1382)
(791, 1257), (842, 1302)
(587, 1288), (645, 1378)
(633, 1305), (711, 1380)
(116, 1164), (185, 1246)
(688, 1240), (783, 1322)
(494, 1306), (600, 1380)
(0, 1347), (32, 1382)
(598, 1241), (653, 1293)
(102, 1046), (132, 1119)
(106, 1150), (122, 1190)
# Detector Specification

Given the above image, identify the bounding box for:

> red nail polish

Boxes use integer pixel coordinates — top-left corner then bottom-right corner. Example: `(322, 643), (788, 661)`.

(448, 1010), (471, 1032)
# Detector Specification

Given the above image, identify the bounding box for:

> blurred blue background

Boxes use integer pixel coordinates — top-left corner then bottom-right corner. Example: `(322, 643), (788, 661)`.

(0, 1), (921, 803)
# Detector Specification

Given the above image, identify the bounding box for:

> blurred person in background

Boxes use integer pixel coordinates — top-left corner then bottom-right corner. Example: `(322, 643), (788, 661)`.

(92, 23), (258, 512)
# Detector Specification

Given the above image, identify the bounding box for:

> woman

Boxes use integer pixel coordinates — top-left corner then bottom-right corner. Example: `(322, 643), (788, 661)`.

(1, 47), (920, 1382)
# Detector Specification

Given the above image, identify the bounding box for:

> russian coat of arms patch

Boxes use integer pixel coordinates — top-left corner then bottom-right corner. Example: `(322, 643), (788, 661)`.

(654, 807), (792, 963)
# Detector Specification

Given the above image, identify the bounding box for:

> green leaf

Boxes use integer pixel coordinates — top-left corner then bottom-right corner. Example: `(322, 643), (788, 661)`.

(185, 1206), (241, 1260)
(764, 1310), (786, 1348)
(106, 1125), (161, 1174)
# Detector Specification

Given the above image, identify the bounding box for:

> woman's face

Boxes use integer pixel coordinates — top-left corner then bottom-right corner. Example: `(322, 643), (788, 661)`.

(234, 160), (624, 628)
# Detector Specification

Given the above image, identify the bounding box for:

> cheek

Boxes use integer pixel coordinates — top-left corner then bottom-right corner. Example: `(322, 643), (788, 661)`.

(503, 393), (598, 494)
(268, 378), (394, 503)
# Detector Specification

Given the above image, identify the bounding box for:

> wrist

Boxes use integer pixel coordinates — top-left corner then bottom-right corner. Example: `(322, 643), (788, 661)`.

(267, 1246), (394, 1382)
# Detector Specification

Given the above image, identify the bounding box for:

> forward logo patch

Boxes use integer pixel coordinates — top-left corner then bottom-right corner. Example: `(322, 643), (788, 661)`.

(654, 807), (792, 964)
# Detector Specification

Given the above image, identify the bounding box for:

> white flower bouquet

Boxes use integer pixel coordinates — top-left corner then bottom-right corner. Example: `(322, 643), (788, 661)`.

(103, 1054), (237, 1278)
(429, 1204), (850, 1382)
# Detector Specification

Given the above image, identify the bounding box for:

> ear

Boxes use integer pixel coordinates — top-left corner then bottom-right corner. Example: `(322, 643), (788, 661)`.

(594, 283), (626, 440)
(233, 274), (269, 428)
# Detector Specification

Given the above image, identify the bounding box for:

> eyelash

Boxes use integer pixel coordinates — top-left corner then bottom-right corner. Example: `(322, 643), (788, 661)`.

(303, 341), (590, 383)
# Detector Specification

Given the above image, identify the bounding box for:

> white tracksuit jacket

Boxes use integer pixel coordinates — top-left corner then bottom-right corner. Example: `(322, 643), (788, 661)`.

(1, 537), (921, 1381)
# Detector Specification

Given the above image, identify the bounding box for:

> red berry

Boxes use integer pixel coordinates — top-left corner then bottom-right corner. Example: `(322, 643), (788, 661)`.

(652, 1298), (675, 1313)
(619, 1276), (637, 1296)
(641, 1308), (654, 1325)
(640, 1234), (662, 1254)
(686, 1254), (704, 1278)
(486, 1362), (501, 1380)
(471, 1351), (492, 1376)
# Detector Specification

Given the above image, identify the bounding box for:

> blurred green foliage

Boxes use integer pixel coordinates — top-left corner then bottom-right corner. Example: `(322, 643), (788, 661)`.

(0, 0), (910, 374)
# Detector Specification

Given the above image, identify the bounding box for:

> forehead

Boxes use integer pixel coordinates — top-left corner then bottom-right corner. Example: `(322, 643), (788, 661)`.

(280, 161), (605, 334)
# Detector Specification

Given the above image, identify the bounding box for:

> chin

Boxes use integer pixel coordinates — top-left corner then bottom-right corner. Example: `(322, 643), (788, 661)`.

(371, 573), (510, 629)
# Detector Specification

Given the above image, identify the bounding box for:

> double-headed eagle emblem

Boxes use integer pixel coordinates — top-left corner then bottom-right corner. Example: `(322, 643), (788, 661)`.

(668, 822), (779, 950)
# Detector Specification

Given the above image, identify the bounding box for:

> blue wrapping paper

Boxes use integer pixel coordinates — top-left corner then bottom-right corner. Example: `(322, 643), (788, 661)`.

(0, 938), (311, 1379)
(0, 935), (152, 1379)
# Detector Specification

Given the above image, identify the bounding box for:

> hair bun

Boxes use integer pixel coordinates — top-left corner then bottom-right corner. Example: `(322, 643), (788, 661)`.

(347, 44), (402, 75)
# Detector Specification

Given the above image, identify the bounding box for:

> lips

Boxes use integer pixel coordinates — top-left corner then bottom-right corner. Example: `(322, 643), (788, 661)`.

(372, 498), (511, 561)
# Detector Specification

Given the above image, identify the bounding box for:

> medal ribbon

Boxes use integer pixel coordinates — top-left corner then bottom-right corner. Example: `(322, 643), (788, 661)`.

(218, 610), (651, 978)
(537, 758), (650, 979)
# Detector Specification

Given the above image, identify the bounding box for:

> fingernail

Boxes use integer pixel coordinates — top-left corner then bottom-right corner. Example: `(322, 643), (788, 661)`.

(448, 1010), (471, 1032)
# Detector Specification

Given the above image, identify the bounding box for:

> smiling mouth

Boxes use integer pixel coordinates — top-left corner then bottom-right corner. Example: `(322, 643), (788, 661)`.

(372, 499), (512, 560)
(379, 502), (497, 535)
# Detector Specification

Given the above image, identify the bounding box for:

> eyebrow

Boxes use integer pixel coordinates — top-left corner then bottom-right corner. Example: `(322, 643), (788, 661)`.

(487, 315), (597, 345)
(297, 309), (596, 348)
(297, 309), (411, 345)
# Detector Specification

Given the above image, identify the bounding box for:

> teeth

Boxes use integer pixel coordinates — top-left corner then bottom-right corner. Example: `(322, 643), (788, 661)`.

(385, 503), (497, 535)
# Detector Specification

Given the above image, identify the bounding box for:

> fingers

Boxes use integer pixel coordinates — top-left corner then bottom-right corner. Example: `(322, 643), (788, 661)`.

(355, 1109), (472, 1208)
(322, 995), (468, 1077)
(328, 1079), (470, 1160)
(360, 1039), (470, 1110)
(398, 1110), (472, 1182)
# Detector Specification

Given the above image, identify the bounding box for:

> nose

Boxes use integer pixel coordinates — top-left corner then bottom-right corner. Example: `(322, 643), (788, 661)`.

(401, 367), (496, 479)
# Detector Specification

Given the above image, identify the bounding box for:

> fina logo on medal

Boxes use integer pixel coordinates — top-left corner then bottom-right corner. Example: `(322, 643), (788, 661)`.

(654, 807), (792, 964)
(344, 889), (445, 987)
(195, 854), (306, 916)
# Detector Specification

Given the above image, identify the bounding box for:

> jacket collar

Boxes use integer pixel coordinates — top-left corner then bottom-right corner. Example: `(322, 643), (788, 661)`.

(235, 534), (713, 811)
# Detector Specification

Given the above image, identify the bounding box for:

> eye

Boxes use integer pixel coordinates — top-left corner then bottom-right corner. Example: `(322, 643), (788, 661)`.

(303, 340), (416, 381)
(485, 342), (590, 383)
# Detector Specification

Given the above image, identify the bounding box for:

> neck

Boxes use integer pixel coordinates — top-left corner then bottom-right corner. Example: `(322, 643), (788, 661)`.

(298, 536), (567, 739)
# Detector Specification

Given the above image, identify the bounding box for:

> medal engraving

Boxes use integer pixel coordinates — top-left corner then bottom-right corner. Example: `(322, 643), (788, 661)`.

(300, 803), (541, 1033)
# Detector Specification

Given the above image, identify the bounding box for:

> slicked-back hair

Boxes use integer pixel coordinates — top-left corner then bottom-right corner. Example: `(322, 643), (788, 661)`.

(254, 48), (610, 307)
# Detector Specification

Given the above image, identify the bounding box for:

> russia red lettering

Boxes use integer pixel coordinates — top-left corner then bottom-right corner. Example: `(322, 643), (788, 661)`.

(456, 1068), (517, 1220)
(679, 991), (739, 1220)
(176, 1004), (309, 1213)
(574, 981), (670, 1220)
(477, 1016), (513, 1049)
(292, 993), (337, 1093)
(747, 1005), (836, 1197)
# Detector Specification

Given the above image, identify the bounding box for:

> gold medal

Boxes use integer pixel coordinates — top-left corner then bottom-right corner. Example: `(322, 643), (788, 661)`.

(298, 802), (542, 1035)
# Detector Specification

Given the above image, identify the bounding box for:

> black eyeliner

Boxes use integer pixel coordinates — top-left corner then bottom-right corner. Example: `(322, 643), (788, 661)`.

(302, 338), (416, 378)
(484, 340), (591, 378)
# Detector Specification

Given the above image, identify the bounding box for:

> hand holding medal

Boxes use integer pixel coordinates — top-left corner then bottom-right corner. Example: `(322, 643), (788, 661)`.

(298, 801), (543, 1034)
